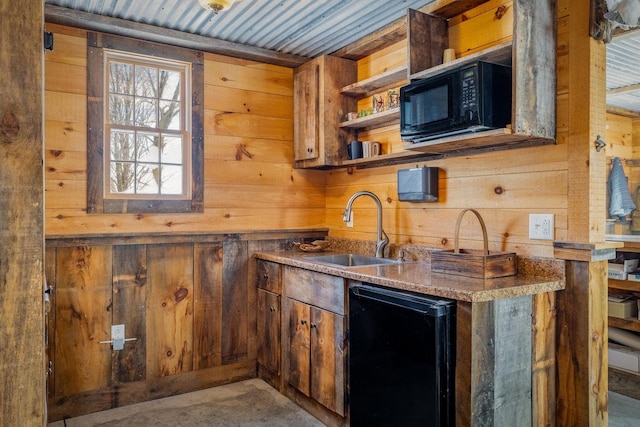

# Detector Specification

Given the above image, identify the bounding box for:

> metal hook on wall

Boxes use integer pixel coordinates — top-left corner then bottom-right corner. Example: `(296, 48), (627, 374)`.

(595, 135), (606, 152)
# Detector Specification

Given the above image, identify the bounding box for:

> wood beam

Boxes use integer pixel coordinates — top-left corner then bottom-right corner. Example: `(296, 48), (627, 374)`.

(606, 105), (640, 118)
(0, 0), (46, 425)
(44, 4), (308, 68)
(607, 82), (640, 96)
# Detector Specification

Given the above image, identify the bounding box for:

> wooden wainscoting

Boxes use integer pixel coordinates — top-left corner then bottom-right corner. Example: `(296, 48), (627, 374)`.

(45, 230), (325, 422)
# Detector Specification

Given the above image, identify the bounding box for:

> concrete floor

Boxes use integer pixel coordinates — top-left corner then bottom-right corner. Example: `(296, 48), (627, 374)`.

(48, 379), (324, 427)
(49, 379), (640, 426)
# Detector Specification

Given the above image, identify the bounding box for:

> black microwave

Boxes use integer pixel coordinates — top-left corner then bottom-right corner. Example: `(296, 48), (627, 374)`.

(400, 61), (512, 144)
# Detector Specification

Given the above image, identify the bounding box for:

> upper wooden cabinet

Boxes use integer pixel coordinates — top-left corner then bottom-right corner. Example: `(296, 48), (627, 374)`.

(293, 1), (556, 169)
(293, 55), (357, 167)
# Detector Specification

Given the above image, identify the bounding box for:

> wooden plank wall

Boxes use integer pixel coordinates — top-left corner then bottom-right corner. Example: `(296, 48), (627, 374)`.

(44, 23), (326, 237)
(327, 0), (568, 259)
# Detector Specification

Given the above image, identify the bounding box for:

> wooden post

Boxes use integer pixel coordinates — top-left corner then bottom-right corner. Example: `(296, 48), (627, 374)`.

(554, 243), (618, 426)
(0, 1), (46, 425)
(552, 0), (610, 424)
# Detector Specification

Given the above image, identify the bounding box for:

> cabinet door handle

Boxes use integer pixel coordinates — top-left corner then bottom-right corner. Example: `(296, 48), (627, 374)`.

(301, 319), (307, 325)
(269, 306), (276, 312)
(263, 273), (269, 279)
(310, 323), (317, 329)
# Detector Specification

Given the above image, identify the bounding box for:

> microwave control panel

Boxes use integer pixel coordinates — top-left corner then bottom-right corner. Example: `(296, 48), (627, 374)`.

(460, 67), (478, 122)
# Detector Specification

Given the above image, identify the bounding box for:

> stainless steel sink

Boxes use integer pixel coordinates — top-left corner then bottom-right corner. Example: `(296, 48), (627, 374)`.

(305, 253), (399, 268)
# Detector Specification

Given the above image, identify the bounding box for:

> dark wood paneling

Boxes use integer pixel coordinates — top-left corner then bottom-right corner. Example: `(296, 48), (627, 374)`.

(194, 242), (224, 370)
(146, 243), (194, 377)
(54, 246), (113, 396)
(221, 239), (249, 364)
(45, 231), (325, 422)
(112, 244), (147, 383)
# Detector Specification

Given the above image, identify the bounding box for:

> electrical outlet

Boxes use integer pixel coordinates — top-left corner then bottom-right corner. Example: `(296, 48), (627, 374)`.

(346, 211), (354, 228)
(529, 214), (554, 240)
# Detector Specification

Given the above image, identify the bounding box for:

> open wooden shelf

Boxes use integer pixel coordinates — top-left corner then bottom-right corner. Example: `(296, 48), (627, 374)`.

(340, 66), (407, 97)
(609, 278), (640, 292)
(404, 128), (554, 155)
(609, 316), (640, 332)
(409, 41), (512, 81)
(337, 149), (427, 168)
(339, 107), (400, 130)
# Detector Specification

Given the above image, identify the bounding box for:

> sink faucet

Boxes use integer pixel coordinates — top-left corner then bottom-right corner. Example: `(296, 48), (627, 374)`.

(343, 191), (389, 258)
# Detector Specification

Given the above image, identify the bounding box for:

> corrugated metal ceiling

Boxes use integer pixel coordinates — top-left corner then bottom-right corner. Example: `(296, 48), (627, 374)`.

(607, 30), (640, 115)
(45, 1), (640, 114)
(45, 0), (436, 58)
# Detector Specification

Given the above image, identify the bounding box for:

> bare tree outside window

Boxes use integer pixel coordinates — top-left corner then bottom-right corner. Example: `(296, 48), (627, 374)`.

(105, 52), (189, 198)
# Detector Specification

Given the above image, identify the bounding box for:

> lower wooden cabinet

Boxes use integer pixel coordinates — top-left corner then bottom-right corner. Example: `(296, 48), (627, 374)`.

(257, 289), (281, 374)
(256, 263), (347, 419)
(285, 298), (345, 416)
(282, 266), (347, 416)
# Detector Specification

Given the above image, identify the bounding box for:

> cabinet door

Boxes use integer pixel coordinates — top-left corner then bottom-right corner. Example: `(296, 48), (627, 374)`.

(311, 307), (345, 416)
(257, 289), (281, 374)
(294, 61), (319, 162)
(286, 298), (311, 396)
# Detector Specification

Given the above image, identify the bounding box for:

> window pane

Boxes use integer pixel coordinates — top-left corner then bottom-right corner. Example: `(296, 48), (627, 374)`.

(161, 136), (183, 164)
(109, 62), (133, 95)
(110, 162), (135, 194)
(136, 132), (160, 162)
(109, 94), (134, 125)
(135, 65), (158, 98)
(136, 163), (159, 194)
(159, 100), (181, 130)
(110, 131), (135, 161)
(160, 165), (183, 195)
(135, 98), (158, 127)
(159, 69), (181, 100)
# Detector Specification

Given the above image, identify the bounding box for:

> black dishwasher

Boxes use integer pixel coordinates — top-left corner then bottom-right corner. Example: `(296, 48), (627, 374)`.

(348, 284), (455, 427)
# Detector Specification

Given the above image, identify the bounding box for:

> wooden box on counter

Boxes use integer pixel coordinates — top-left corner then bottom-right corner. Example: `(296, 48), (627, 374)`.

(431, 209), (517, 279)
(431, 248), (517, 279)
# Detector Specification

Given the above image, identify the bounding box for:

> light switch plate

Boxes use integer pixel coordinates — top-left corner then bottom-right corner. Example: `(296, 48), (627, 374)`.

(112, 324), (125, 351)
(529, 214), (554, 240)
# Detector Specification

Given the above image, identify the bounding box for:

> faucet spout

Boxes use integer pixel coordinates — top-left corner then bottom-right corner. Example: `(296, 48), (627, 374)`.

(343, 191), (389, 258)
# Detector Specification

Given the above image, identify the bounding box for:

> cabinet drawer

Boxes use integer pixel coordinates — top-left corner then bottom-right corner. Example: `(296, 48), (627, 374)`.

(257, 260), (281, 294)
(283, 266), (345, 315)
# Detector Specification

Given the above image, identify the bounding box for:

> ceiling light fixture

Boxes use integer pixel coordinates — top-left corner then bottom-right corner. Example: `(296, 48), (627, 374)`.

(198, 0), (240, 14)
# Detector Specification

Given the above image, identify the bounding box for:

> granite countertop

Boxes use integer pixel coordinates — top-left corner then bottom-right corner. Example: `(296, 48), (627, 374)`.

(255, 250), (565, 303)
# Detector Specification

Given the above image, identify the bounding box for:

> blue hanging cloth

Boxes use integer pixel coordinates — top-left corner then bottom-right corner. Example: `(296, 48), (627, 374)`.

(608, 157), (636, 219)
